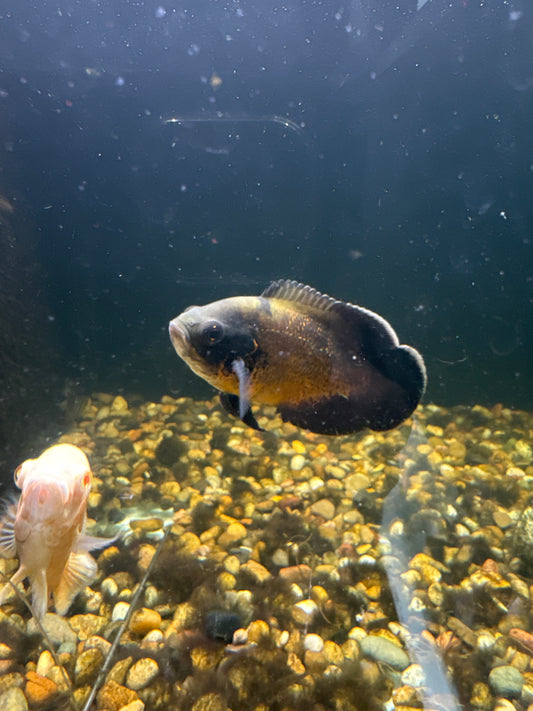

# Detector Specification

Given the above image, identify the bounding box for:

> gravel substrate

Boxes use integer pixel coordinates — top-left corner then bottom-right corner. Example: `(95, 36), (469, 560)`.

(1, 395), (533, 711)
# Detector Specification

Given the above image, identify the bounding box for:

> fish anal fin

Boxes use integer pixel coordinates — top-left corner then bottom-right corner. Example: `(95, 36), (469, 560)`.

(53, 551), (97, 616)
(278, 379), (420, 436)
(219, 393), (263, 431)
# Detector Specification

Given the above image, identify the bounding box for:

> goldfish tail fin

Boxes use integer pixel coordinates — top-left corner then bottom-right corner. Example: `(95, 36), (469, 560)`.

(53, 551), (97, 616)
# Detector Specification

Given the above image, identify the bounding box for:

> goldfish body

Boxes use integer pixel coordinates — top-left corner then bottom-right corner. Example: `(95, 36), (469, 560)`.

(0, 443), (113, 620)
(169, 280), (426, 435)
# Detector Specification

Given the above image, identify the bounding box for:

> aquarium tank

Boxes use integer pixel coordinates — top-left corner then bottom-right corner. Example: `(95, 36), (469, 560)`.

(0, 1), (532, 710)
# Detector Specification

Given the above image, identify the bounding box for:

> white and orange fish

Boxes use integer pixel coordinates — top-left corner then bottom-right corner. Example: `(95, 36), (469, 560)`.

(0, 443), (113, 620)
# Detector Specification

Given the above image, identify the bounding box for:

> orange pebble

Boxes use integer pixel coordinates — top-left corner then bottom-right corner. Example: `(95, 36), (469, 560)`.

(25, 671), (58, 705)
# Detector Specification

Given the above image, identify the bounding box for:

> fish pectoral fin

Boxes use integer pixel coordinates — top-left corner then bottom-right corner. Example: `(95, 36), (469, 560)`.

(219, 392), (263, 431)
(30, 568), (49, 621)
(73, 532), (118, 553)
(0, 498), (18, 558)
(53, 551), (97, 616)
(231, 358), (252, 419)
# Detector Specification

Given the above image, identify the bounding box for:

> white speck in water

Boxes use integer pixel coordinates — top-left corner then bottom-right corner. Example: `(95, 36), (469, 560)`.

(155, 6), (166, 18)
(499, 210), (507, 220)
(115, 76), (125, 87)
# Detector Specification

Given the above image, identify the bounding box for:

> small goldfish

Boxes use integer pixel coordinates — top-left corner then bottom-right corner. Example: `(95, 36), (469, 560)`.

(169, 280), (426, 435)
(0, 443), (113, 620)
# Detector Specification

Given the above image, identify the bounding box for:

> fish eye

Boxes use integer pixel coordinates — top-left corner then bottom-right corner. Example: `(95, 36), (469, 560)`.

(13, 464), (22, 485)
(201, 320), (225, 345)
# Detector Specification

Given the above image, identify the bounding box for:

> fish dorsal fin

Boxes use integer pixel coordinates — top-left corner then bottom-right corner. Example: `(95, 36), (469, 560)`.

(262, 279), (426, 399)
(261, 280), (338, 312)
(262, 280), (398, 349)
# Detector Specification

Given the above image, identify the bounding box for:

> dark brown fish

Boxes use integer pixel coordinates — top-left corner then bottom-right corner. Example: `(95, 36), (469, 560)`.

(168, 280), (426, 435)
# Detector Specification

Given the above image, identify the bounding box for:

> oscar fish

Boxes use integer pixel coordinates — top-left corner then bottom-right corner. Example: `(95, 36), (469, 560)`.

(168, 280), (426, 435)
(0, 443), (113, 620)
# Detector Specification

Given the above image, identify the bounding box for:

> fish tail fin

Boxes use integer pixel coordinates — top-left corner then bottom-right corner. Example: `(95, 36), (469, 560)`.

(378, 344), (427, 402)
(53, 551), (97, 616)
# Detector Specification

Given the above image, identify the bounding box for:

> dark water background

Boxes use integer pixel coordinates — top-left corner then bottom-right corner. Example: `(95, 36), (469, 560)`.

(1, 0), (532, 471)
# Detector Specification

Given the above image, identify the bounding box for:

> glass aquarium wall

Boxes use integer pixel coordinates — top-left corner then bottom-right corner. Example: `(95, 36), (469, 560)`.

(0, 2), (532, 711)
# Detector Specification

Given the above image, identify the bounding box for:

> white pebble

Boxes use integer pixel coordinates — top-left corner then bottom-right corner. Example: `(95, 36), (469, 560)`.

(477, 632), (495, 652)
(292, 599), (318, 625)
(272, 548), (289, 567)
(304, 633), (324, 652)
(289, 583), (304, 601)
(36, 650), (54, 677)
(112, 601), (131, 621)
(126, 657), (159, 691)
(144, 585), (160, 608)
(389, 519), (404, 537)
(142, 629), (164, 645)
(278, 630), (290, 647)
(408, 596), (426, 613)
(290, 454), (306, 471)
(348, 627), (367, 642)
(401, 663), (425, 687)
(309, 476), (325, 491)
(101, 577), (119, 599)
(232, 628), (248, 645)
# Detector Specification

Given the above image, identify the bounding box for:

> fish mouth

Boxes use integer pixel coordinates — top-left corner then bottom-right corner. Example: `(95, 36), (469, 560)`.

(169, 318), (191, 357)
